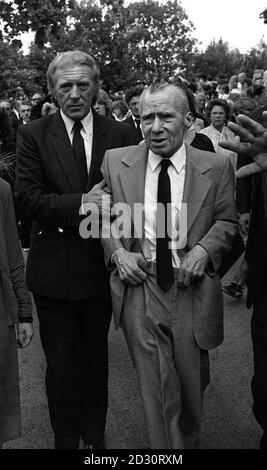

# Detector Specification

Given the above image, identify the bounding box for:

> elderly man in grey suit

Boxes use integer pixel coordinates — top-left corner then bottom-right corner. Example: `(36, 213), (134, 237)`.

(99, 82), (238, 449)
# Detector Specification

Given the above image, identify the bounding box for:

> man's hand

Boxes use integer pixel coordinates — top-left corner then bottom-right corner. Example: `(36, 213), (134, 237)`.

(178, 245), (210, 288)
(238, 212), (250, 236)
(218, 113), (267, 178)
(82, 180), (111, 215)
(17, 322), (34, 348)
(112, 248), (150, 286)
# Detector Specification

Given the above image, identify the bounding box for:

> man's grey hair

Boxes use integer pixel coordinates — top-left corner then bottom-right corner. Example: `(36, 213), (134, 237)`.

(140, 82), (189, 114)
(47, 50), (100, 95)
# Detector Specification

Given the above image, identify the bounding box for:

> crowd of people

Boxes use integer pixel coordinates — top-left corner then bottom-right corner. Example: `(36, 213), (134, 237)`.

(1, 51), (267, 450)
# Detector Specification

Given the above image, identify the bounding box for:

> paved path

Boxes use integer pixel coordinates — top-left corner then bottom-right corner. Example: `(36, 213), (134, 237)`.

(3, 270), (262, 449)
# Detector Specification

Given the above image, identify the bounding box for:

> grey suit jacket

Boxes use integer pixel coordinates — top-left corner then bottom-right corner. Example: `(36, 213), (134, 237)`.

(100, 142), (238, 350)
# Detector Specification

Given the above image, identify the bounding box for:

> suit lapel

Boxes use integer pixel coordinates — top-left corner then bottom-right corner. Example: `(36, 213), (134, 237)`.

(119, 142), (147, 206)
(50, 111), (83, 192)
(182, 145), (212, 234)
(118, 142), (147, 242)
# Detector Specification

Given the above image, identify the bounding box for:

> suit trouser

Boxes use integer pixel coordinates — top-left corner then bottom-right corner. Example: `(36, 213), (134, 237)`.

(34, 294), (111, 447)
(121, 266), (210, 449)
(251, 284), (267, 431)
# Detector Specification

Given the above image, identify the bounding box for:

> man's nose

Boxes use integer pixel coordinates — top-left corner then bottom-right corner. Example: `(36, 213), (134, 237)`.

(70, 84), (80, 99)
(151, 116), (162, 132)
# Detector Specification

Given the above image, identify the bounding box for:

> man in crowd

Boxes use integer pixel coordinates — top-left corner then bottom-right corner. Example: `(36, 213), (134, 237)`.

(19, 101), (32, 125)
(194, 92), (209, 127)
(125, 86), (144, 143)
(31, 92), (42, 107)
(219, 112), (267, 449)
(0, 98), (12, 116)
(15, 50), (135, 449)
(100, 82), (237, 448)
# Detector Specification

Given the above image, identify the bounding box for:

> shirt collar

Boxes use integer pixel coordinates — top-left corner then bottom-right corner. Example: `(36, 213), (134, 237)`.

(60, 108), (93, 134)
(148, 142), (186, 174)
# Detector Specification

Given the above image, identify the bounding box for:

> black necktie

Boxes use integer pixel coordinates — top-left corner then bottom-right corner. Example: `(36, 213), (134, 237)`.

(72, 120), (88, 189)
(135, 119), (143, 141)
(156, 158), (174, 291)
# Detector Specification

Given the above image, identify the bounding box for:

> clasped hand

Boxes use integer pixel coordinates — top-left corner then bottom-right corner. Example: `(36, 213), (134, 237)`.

(113, 245), (209, 288)
(177, 244), (209, 287)
(112, 248), (150, 286)
(82, 181), (111, 215)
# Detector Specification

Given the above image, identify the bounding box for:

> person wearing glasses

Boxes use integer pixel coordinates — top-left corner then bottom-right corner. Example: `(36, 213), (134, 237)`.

(200, 98), (239, 169)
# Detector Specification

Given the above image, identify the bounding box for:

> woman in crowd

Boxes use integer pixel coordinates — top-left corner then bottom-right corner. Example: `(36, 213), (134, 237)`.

(199, 98), (239, 169)
(93, 89), (112, 117)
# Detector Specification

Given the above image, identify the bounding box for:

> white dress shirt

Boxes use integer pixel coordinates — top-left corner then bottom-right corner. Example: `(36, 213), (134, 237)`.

(144, 143), (186, 268)
(60, 109), (93, 174)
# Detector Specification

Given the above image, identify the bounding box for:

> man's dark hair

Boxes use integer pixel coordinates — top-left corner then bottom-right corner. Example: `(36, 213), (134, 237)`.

(125, 86), (144, 105)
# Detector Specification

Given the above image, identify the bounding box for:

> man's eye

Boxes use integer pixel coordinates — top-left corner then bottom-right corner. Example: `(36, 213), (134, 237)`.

(60, 85), (71, 92)
(78, 84), (90, 91)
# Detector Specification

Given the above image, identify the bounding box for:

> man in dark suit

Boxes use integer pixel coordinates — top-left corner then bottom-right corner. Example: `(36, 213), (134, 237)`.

(219, 111), (267, 449)
(124, 86), (144, 144)
(15, 50), (135, 449)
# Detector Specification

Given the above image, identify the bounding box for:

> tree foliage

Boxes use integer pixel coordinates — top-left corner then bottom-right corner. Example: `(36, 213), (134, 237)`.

(187, 38), (267, 81)
(0, 0), (75, 48)
(0, 0), (266, 96)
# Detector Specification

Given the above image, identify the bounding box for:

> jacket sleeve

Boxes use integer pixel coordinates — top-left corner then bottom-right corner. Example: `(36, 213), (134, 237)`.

(15, 125), (82, 226)
(3, 185), (33, 321)
(197, 157), (238, 272)
(100, 151), (125, 267)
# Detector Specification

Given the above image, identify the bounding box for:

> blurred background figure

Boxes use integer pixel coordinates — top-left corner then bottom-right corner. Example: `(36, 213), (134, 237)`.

(228, 75), (239, 92)
(124, 86), (144, 143)
(41, 101), (58, 116)
(194, 92), (209, 127)
(0, 99), (12, 116)
(111, 100), (130, 121)
(30, 94), (58, 121)
(19, 101), (32, 125)
(237, 72), (249, 94)
(0, 109), (16, 189)
(31, 93), (42, 107)
(217, 82), (230, 100)
(232, 96), (258, 122)
(11, 101), (23, 139)
(93, 89), (112, 117)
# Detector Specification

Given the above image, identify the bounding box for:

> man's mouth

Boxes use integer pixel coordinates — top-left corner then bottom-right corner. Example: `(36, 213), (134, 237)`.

(151, 138), (166, 144)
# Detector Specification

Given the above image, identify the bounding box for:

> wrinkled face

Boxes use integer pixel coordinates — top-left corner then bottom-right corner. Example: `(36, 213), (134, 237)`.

(128, 95), (140, 118)
(140, 87), (192, 158)
(210, 105), (226, 130)
(53, 65), (95, 120)
(20, 104), (31, 123)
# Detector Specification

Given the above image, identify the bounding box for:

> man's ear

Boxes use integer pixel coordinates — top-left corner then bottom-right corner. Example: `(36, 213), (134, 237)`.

(184, 111), (194, 130)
